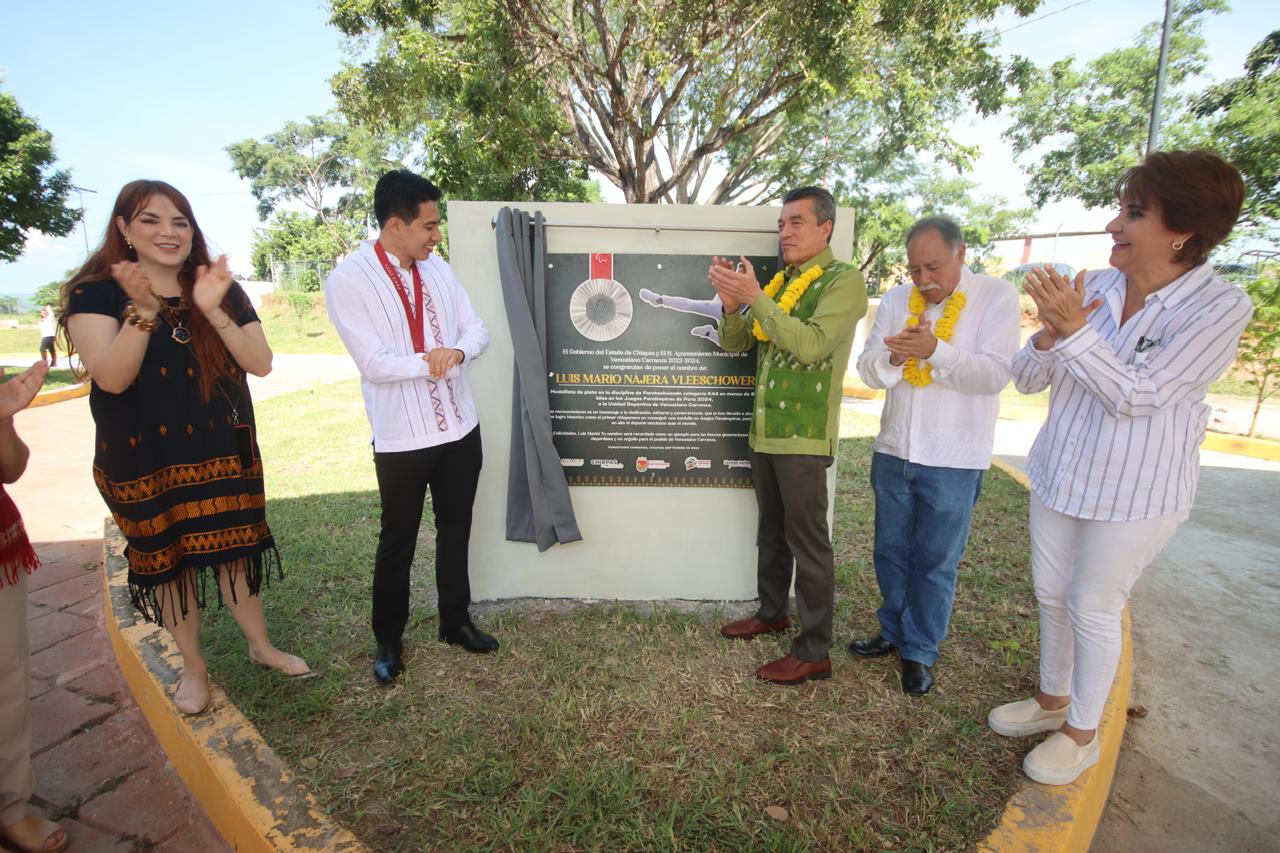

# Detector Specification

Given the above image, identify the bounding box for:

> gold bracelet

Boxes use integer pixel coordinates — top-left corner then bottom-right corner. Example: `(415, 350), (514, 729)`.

(122, 301), (161, 332)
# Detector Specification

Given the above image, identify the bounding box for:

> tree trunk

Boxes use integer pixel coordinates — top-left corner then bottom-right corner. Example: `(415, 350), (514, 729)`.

(1249, 381), (1265, 438)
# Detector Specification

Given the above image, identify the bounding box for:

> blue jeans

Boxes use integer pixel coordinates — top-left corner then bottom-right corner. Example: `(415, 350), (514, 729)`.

(870, 452), (984, 666)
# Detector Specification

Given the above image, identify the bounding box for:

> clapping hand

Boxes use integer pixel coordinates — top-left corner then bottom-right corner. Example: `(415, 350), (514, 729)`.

(884, 318), (938, 366)
(194, 255), (234, 315)
(708, 256), (762, 313)
(109, 262), (161, 317)
(0, 362), (49, 419)
(1024, 267), (1100, 347)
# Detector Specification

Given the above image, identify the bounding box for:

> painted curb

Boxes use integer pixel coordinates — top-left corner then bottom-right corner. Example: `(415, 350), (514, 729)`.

(980, 458), (1129, 852)
(29, 382), (90, 408)
(1200, 430), (1280, 461)
(100, 522), (366, 853)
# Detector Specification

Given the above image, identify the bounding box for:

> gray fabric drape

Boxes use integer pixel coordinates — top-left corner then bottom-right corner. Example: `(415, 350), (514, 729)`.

(495, 207), (582, 550)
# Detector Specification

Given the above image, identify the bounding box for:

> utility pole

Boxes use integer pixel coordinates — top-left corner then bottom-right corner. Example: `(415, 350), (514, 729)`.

(71, 185), (97, 254)
(1147, 0), (1175, 154)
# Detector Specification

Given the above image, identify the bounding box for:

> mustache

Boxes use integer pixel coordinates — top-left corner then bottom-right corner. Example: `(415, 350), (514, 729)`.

(917, 283), (942, 293)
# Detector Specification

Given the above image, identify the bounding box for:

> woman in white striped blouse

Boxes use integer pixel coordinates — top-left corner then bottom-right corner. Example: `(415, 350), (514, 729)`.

(987, 151), (1253, 786)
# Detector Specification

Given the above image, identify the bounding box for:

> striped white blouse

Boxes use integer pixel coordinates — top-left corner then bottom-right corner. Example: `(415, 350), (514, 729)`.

(1012, 264), (1253, 521)
(326, 241), (489, 453)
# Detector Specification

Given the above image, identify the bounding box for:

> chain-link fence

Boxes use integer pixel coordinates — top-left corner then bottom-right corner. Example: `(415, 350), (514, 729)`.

(269, 259), (335, 293)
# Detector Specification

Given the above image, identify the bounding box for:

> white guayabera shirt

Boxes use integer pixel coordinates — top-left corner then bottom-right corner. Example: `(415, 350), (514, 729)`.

(858, 267), (1021, 470)
(326, 241), (490, 453)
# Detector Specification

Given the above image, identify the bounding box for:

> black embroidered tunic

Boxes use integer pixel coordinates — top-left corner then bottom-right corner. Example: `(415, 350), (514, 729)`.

(66, 279), (279, 621)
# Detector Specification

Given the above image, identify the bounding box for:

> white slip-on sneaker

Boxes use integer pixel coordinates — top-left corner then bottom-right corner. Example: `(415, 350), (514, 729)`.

(988, 697), (1069, 737)
(1023, 731), (1100, 786)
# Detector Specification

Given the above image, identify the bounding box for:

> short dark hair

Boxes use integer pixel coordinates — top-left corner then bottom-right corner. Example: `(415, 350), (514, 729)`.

(1116, 150), (1244, 268)
(782, 186), (836, 242)
(905, 215), (964, 252)
(374, 170), (443, 228)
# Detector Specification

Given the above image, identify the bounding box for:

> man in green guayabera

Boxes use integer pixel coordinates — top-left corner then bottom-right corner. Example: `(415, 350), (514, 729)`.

(709, 186), (867, 685)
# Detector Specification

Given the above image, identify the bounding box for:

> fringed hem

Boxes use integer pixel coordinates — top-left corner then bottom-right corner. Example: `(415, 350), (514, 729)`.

(128, 544), (283, 624)
(0, 546), (41, 589)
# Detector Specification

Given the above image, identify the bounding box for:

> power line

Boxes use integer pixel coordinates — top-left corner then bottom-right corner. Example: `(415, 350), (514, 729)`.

(991, 0), (1101, 39)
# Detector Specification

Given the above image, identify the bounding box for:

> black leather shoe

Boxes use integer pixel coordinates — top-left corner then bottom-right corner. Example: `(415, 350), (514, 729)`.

(901, 659), (933, 696)
(849, 635), (898, 658)
(439, 623), (499, 654)
(373, 640), (404, 685)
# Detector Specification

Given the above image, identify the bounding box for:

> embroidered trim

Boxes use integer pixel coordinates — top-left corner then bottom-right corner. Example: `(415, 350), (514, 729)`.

(126, 521), (274, 575)
(94, 455), (263, 504)
(111, 493), (267, 538)
(752, 265), (825, 342)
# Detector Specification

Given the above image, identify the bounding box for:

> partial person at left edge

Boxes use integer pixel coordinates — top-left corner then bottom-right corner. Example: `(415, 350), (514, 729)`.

(59, 180), (311, 717)
(325, 170), (496, 687)
(0, 361), (70, 853)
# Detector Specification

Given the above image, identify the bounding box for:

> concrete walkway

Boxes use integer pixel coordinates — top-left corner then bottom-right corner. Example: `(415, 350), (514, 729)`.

(847, 397), (1280, 850)
(8, 353), (359, 850)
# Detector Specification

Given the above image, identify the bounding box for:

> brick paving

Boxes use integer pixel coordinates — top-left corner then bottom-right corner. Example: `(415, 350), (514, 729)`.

(8, 357), (360, 851)
(11, 396), (229, 851)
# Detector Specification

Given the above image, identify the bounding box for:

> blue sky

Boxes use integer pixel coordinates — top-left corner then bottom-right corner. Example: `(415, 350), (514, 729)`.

(1, 0), (1276, 294)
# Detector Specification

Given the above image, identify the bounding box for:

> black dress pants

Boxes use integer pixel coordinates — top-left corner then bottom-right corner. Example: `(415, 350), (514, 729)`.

(372, 426), (482, 644)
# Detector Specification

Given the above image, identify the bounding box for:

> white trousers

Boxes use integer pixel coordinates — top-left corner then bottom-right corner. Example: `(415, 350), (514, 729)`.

(1031, 495), (1186, 730)
(0, 569), (34, 826)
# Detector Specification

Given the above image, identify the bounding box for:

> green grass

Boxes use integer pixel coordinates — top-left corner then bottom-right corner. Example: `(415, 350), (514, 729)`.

(0, 364), (79, 391)
(34, 368), (79, 391)
(257, 293), (348, 355)
(0, 326), (42, 353)
(199, 382), (1042, 851)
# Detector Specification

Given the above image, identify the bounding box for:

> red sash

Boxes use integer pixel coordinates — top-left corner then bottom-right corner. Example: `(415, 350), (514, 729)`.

(0, 486), (39, 589)
(373, 241), (427, 353)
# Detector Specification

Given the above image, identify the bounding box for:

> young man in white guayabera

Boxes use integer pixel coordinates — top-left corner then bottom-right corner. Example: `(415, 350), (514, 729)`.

(709, 186), (867, 685)
(326, 170), (496, 686)
(851, 216), (1020, 695)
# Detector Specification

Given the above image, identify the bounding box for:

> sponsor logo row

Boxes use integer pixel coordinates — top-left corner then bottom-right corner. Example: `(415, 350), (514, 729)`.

(560, 456), (751, 472)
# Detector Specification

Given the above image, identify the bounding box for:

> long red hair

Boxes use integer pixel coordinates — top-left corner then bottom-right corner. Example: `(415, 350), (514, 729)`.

(60, 180), (239, 401)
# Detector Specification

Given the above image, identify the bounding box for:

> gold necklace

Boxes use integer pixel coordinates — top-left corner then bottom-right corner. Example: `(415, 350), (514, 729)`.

(151, 288), (192, 345)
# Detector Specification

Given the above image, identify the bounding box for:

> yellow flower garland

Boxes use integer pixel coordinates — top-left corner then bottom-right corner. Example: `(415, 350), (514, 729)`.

(902, 286), (967, 387)
(752, 264), (825, 342)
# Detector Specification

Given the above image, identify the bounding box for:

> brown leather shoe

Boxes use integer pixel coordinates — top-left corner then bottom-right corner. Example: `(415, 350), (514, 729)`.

(756, 653), (832, 685)
(720, 615), (791, 639)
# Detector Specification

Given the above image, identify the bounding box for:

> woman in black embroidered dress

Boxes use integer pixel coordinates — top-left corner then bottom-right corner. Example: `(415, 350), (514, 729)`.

(60, 180), (309, 715)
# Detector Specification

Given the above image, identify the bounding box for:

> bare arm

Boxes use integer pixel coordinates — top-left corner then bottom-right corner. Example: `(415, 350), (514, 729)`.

(195, 258), (272, 376)
(0, 362), (48, 482)
(67, 264), (162, 394)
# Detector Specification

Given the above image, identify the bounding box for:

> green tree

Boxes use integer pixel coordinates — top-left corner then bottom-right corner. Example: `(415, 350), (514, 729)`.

(229, 113), (399, 286)
(1194, 31), (1280, 229)
(329, 0), (1040, 205)
(249, 211), (364, 290)
(0, 82), (79, 262)
(1236, 265), (1280, 437)
(226, 112), (396, 229)
(845, 163), (1033, 285)
(34, 267), (78, 307)
(1004, 0), (1225, 209)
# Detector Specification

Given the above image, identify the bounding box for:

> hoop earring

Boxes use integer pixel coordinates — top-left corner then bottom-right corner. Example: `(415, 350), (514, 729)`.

(1171, 239), (1186, 251)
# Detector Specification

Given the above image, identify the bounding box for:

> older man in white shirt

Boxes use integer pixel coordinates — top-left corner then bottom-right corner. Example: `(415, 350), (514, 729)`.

(326, 170), (495, 686)
(851, 216), (1020, 695)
